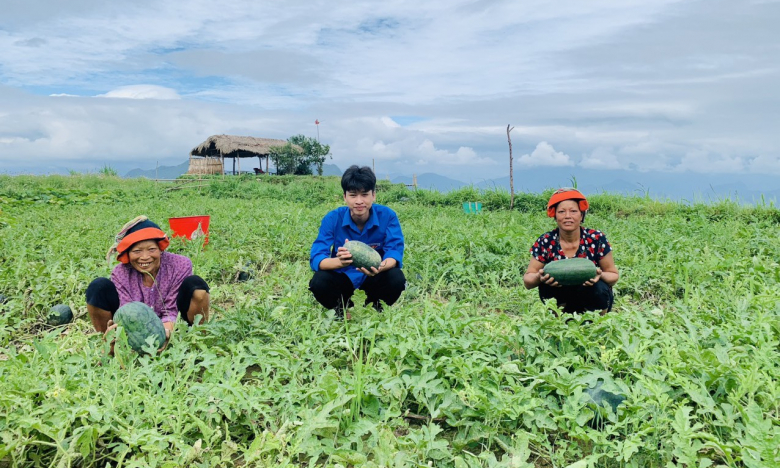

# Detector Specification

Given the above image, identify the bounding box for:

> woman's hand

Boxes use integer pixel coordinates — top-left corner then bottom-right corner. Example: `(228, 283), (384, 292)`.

(539, 269), (561, 287)
(103, 320), (118, 356)
(583, 268), (602, 287)
(158, 323), (174, 354)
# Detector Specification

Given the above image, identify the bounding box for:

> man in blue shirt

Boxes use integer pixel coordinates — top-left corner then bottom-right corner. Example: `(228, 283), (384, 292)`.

(309, 165), (406, 319)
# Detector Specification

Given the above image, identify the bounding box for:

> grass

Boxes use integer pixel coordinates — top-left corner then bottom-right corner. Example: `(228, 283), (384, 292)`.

(0, 175), (779, 467)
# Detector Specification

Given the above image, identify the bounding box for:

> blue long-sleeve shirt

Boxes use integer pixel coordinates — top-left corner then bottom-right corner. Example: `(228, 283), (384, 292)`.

(310, 204), (404, 288)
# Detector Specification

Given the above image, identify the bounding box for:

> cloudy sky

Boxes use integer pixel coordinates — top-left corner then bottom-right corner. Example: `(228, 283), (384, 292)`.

(1, 0), (778, 182)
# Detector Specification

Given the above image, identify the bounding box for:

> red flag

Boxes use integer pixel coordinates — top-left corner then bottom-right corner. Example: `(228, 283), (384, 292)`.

(315, 119), (320, 125)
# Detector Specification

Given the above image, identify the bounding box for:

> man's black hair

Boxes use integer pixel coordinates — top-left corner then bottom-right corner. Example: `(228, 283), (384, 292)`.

(341, 165), (376, 193)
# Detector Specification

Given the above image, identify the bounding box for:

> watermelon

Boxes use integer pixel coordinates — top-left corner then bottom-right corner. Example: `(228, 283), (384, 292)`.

(113, 302), (166, 353)
(47, 304), (73, 326)
(585, 379), (626, 413)
(344, 240), (382, 270)
(543, 258), (597, 286)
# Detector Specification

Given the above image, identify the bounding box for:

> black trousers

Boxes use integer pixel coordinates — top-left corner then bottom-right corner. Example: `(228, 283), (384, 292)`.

(539, 280), (613, 313)
(309, 269), (406, 311)
(85, 276), (210, 325)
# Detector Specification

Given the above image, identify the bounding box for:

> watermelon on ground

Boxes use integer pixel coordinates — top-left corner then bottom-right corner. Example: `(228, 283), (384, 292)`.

(47, 304), (73, 326)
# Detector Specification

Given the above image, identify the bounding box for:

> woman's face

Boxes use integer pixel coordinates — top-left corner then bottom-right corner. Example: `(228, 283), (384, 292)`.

(127, 240), (162, 276)
(554, 200), (582, 232)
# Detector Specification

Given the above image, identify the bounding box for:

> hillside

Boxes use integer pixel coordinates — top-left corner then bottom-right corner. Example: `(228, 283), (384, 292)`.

(0, 175), (779, 467)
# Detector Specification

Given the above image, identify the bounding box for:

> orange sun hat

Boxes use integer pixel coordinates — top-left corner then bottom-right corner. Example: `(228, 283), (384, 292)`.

(546, 188), (589, 217)
(106, 216), (170, 264)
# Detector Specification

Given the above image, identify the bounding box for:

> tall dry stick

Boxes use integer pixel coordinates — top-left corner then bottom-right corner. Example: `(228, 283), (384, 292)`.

(507, 124), (515, 210)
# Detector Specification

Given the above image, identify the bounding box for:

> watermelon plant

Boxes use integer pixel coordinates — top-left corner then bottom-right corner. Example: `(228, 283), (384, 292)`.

(46, 304), (73, 326)
(113, 301), (166, 353)
(344, 240), (382, 269)
(0, 175), (779, 467)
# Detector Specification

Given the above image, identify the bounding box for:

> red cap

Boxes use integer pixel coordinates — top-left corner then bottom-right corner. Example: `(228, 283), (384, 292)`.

(116, 220), (170, 264)
(547, 188), (589, 217)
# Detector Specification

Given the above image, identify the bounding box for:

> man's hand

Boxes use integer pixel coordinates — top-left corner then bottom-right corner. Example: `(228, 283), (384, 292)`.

(335, 246), (354, 267)
(358, 258), (395, 277)
(357, 260), (385, 277)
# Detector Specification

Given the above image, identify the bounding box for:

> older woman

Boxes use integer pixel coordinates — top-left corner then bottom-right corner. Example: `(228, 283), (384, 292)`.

(523, 188), (619, 314)
(86, 216), (210, 349)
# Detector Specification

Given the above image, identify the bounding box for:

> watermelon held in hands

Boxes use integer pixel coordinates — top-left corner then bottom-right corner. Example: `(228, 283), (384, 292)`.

(47, 304), (73, 326)
(543, 258), (598, 286)
(113, 302), (166, 353)
(344, 240), (382, 270)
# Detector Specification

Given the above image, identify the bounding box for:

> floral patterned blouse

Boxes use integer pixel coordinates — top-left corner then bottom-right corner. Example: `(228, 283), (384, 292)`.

(530, 227), (612, 266)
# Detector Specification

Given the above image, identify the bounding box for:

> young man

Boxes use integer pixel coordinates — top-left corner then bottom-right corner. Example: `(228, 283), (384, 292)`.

(309, 165), (406, 319)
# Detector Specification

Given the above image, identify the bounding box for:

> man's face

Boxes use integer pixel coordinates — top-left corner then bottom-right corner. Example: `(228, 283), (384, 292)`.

(344, 189), (376, 221)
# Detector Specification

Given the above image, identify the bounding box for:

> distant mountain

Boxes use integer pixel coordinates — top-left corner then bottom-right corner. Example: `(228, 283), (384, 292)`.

(125, 161), (189, 179)
(391, 172), (467, 192)
(471, 168), (780, 204)
(322, 164), (342, 176)
(377, 167), (780, 205)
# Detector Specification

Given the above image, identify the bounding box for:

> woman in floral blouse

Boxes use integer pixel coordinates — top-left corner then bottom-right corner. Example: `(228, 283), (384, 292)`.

(523, 188), (619, 314)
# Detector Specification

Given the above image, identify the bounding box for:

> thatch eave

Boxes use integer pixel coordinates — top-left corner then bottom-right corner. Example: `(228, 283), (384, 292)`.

(190, 134), (301, 158)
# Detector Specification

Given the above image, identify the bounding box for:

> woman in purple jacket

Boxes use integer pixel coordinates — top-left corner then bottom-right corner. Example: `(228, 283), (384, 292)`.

(86, 216), (210, 350)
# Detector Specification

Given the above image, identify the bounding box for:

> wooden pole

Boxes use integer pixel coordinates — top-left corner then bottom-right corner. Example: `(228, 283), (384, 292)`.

(507, 124), (515, 210)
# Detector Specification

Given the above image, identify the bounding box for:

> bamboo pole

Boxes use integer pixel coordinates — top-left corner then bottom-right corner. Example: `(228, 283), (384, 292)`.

(507, 124), (515, 210)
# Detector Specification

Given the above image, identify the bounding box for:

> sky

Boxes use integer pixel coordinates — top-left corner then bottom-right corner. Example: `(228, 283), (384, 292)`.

(1, 0), (779, 184)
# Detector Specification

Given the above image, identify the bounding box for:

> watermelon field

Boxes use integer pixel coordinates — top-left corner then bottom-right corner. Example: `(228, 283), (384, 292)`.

(1, 174), (779, 467)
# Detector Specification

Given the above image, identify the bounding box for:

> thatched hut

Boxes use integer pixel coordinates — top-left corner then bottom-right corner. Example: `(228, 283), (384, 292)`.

(188, 135), (292, 175)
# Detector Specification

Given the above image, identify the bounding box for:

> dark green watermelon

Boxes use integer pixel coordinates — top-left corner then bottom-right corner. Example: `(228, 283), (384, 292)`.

(585, 380), (626, 413)
(543, 258), (597, 286)
(47, 304), (73, 326)
(344, 240), (381, 270)
(113, 302), (166, 353)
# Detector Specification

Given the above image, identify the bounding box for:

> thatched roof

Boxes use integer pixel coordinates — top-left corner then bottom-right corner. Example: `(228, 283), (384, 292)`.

(190, 135), (298, 158)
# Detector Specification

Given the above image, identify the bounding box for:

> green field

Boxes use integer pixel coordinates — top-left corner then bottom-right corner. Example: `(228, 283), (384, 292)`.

(1, 175), (779, 467)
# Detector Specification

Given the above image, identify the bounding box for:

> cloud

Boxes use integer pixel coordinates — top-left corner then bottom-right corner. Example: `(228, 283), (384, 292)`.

(517, 142), (574, 167)
(747, 154), (780, 173)
(580, 147), (621, 169)
(1, 0), (780, 184)
(414, 140), (487, 166)
(96, 85), (181, 100)
(674, 149), (745, 173)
